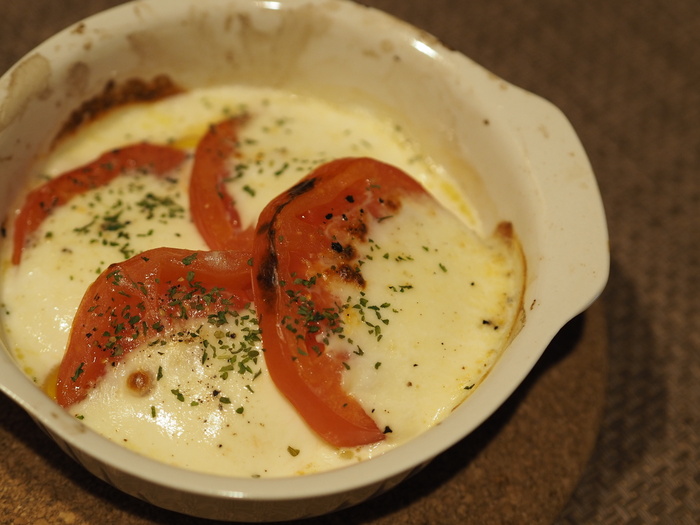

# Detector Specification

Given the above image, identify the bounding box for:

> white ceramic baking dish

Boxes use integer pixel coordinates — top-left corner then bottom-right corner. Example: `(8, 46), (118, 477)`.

(0, 0), (608, 521)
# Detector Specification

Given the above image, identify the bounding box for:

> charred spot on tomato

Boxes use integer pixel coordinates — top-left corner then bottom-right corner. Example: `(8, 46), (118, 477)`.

(126, 369), (155, 397)
(346, 219), (368, 241)
(256, 249), (279, 297)
(335, 263), (365, 287)
(287, 177), (316, 198)
(381, 197), (401, 211)
(256, 221), (272, 237)
(329, 241), (356, 260)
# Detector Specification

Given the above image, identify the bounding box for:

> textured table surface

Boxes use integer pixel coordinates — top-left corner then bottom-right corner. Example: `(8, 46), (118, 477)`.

(1, 1), (698, 524)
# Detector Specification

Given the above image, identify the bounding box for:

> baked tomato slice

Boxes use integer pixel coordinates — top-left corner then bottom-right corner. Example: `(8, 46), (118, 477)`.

(252, 157), (426, 447)
(189, 116), (254, 251)
(56, 247), (253, 407)
(11, 143), (187, 265)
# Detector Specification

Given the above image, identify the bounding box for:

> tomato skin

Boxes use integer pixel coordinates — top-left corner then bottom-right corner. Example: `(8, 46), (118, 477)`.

(189, 116), (254, 251)
(252, 157), (426, 447)
(56, 247), (253, 407)
(11, 143), (187, 265)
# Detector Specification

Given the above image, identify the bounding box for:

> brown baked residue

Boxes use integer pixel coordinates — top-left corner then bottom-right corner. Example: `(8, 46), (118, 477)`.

(126, 369), (155, 397)
(54, 74), (183, 144)
(495, 221), (514, 240)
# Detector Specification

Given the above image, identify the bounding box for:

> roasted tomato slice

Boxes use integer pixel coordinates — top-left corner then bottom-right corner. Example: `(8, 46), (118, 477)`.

(189, 116), (254, 250)
(252, 157), (426, 447)
(11, 143), (187, 265)
(56, 247), (253, 407)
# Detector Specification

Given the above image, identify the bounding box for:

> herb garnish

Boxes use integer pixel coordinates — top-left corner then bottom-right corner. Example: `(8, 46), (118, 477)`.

(71, 362), (85, 382)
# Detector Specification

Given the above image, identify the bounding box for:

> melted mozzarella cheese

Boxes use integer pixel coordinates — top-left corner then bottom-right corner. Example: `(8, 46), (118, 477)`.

(0, 85), (523, 477)
(1, 173), (205, 382)
(337, 199), (523, 439)
(74, 312), (350, 477)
